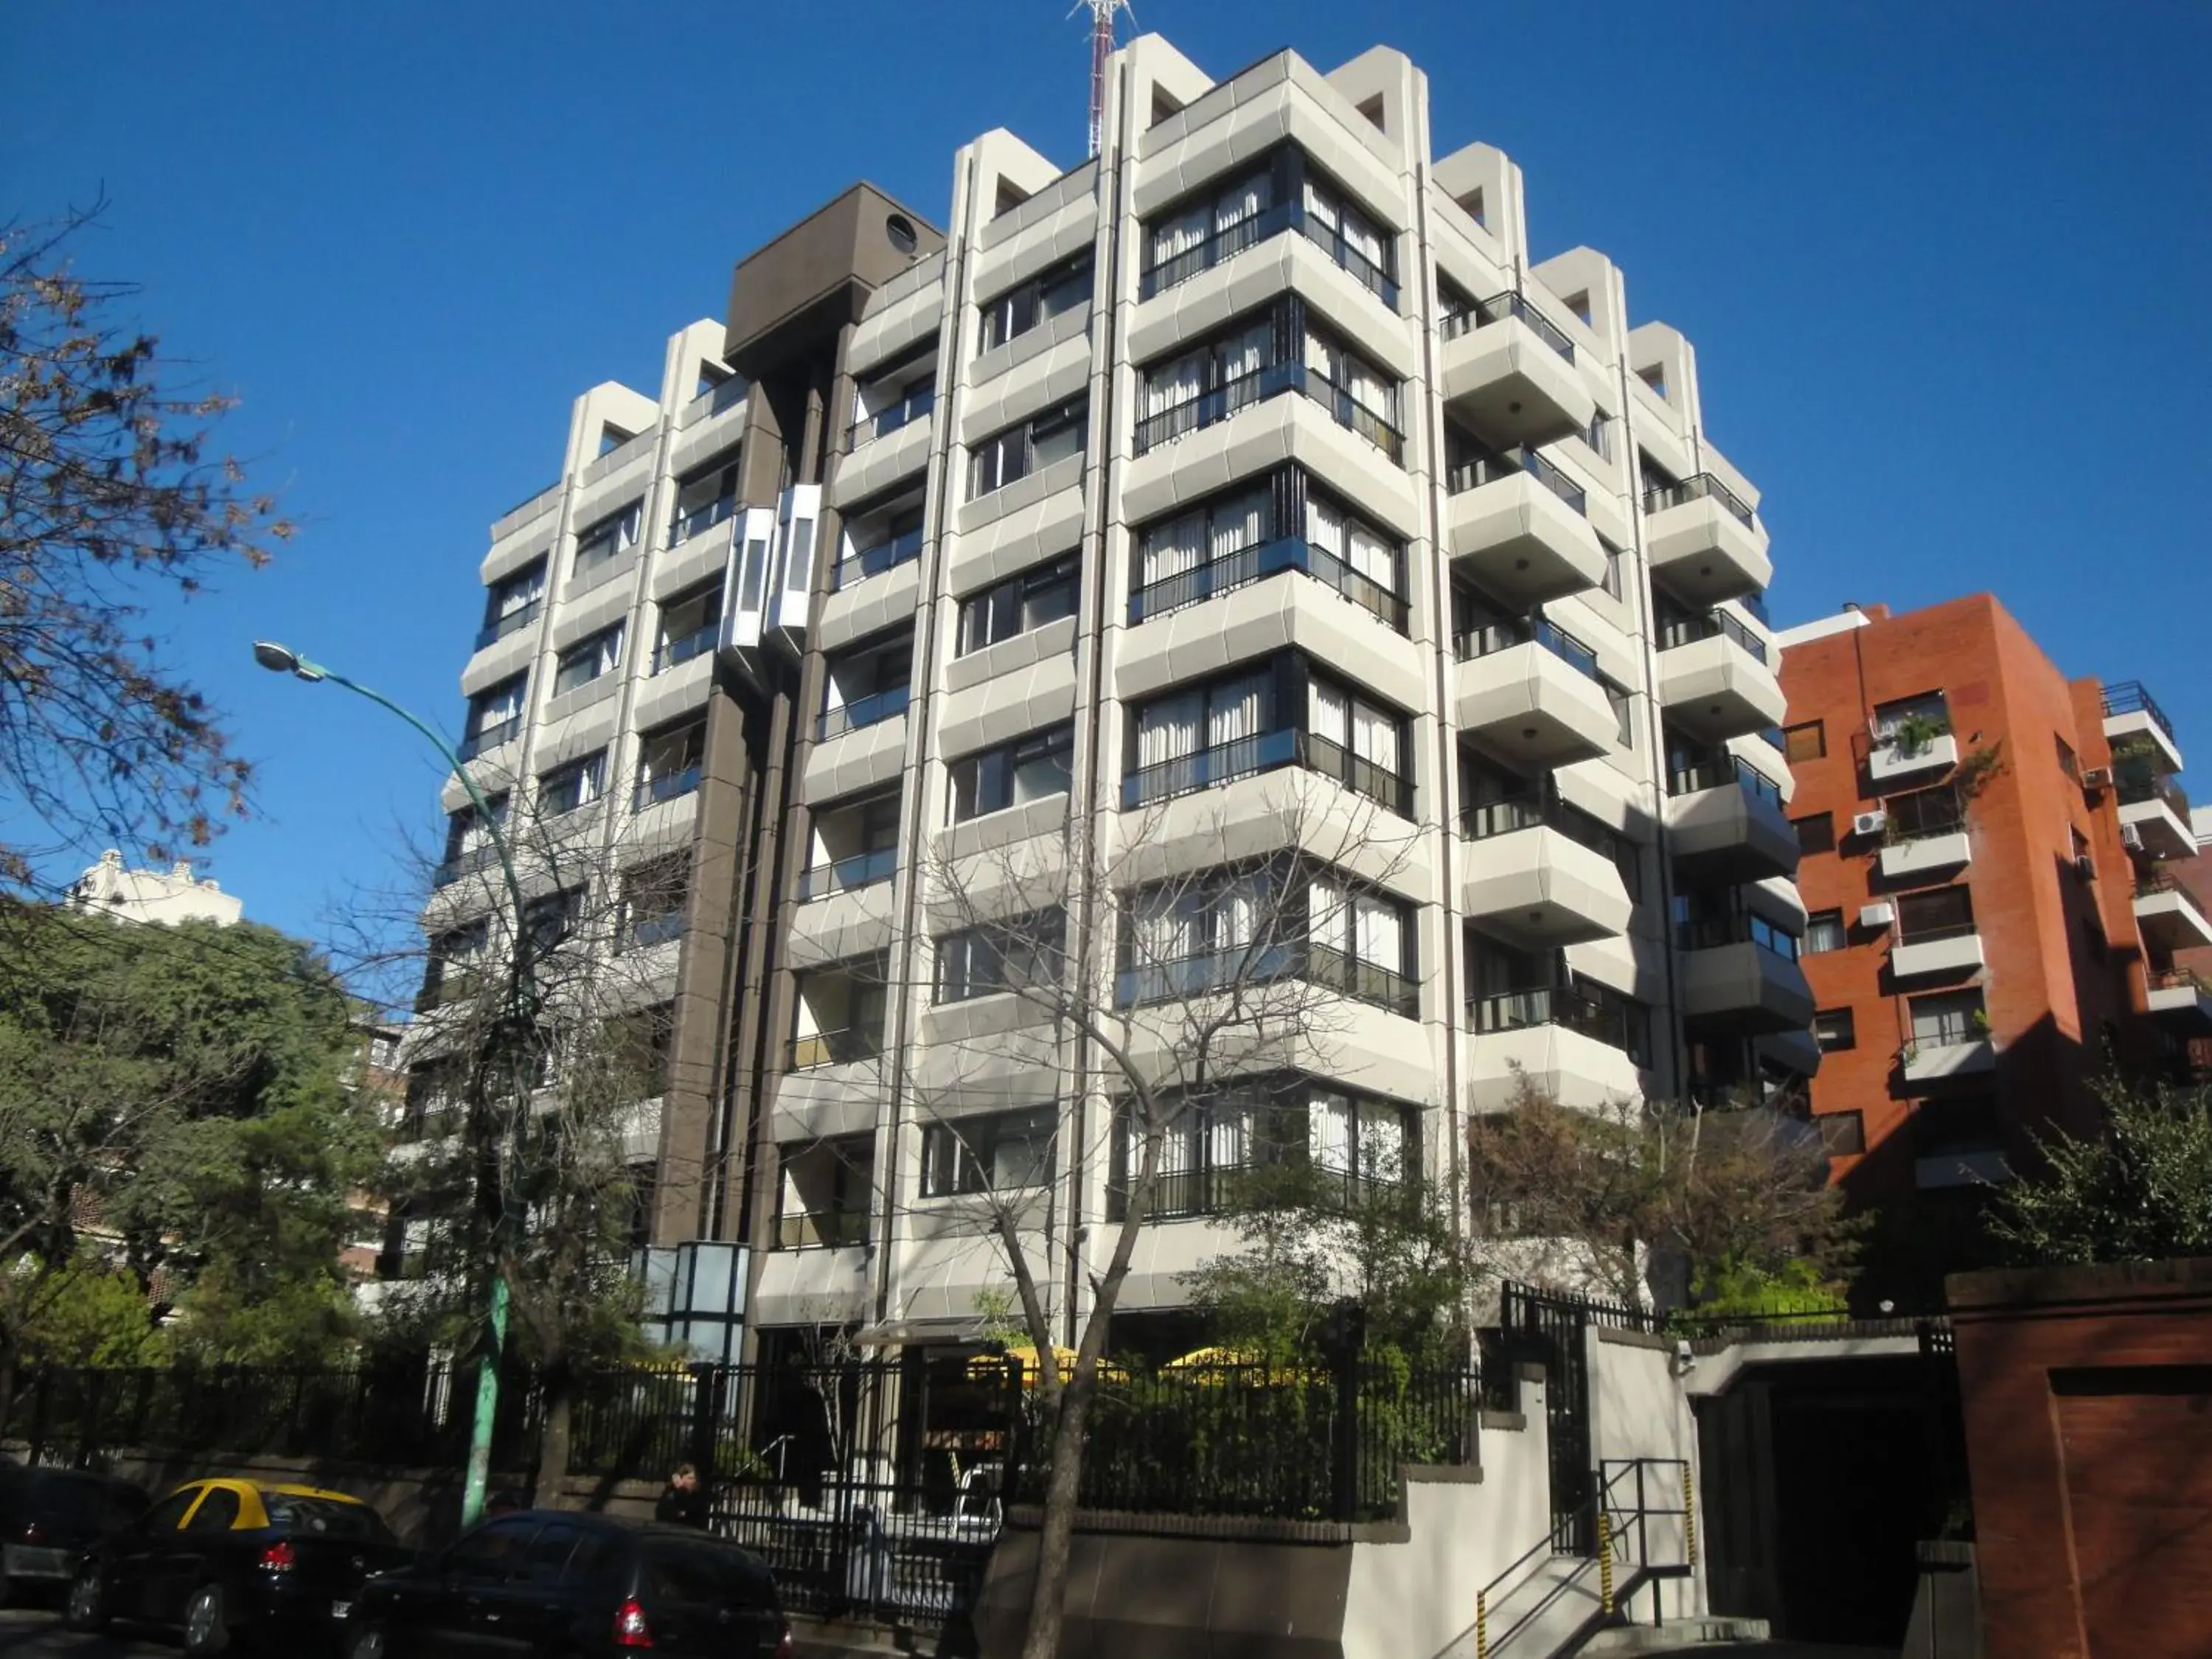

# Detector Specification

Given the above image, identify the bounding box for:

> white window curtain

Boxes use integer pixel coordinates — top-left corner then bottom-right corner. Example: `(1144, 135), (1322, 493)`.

(1146, 350), (1206, 418)
(1307, 495), (1347, 563)
(1347, 521), (1397, 589)
(1206, 1102), (1248, 1171)
(1304, 330), (1337, 382)
(1139, 692), (1202, 768)
(597, 624), (625, 675)
(1135, 888), (1199, 963)
(1159, 1118), (1194, 1178)
(1302, 179), (1338, 234)
(1360, 1107), (1405, 1183)
(1211, 487), (1267, 559)
(1218, 172), (1270, 234)
(1310, 678), (1349, 747)
(1141, 512), (1206, 588)
(1354, 894), (1402, 972)
(1218, 321), (1270, 386)
(1309, 1092), (1353, 1175)
(1213, 874), (1259, 951)
(1152, 204), (1208, 267)
(1309, 874), (1349, 952)
(1208, 672), (1270, 747)
(1336, 199), (1385, 268)
(1352, 700), (1400, 775)
(1346, 355), (1393, 419)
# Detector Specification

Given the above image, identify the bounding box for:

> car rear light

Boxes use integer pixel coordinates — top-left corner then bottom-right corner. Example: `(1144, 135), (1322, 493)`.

(613, 1596), (653, 1648)
(777, 1622), (794, 1658)
(19, 1522), (44, 1545)
(260, 1540), (296, 1572)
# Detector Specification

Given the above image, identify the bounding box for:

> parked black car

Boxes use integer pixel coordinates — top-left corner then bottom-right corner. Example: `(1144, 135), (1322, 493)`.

(65, 1477), (414, 1653)
(0, 1466), (148, 1604)
(344, 1509), (790, 1658)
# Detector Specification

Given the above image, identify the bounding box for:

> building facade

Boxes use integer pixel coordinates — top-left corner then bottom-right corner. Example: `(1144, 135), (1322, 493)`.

(1776, 595), (2206, 1295)
(69, 849), (244, 927)
(408, 35), (1814, 1356)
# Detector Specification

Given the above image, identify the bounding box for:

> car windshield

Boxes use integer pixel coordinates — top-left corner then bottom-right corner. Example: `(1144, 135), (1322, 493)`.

(265, 1497), (393, 1543)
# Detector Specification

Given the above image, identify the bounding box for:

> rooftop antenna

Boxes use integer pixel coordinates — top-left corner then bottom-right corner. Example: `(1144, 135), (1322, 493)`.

(1075, 0), (1134, 157)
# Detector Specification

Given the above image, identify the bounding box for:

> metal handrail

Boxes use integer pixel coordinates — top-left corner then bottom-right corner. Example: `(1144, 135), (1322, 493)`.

(832, 525), (924, 591)
(1657, 606), (1768, 664)
(798, 846), (898, 901)
(1643, 471), (1756, 530)
(1446, 445), (1588, 516)
(1134, 359), (1402, 462)
(1127, 535), (1407, 633)
(652, 623), (719, 675)
(846, 386), (934, 447)
(456, 716), (521, 761)
(818, 683), (912, 742)
(1439, 288), (1576, 362)
(2103, 680), (2177, 745)
(473, 599), (540, 652)
(1666, 753), (1782, 807)
(668, 495), (737, 546)
(1138, 198), (1399, 306)
(1455, 617), (1600, 682)
(1470, 984), (1629, 1049)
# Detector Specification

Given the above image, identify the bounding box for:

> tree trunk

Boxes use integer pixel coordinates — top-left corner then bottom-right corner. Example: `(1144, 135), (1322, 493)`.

(533, 1363), (573, 1509)
(1018, 1374), (1098, 1659)
(0, 1337), (17, 1449)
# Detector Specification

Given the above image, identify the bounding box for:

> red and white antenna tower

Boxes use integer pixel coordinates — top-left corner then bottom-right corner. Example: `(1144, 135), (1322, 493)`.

(1077, 0), (1134, 156)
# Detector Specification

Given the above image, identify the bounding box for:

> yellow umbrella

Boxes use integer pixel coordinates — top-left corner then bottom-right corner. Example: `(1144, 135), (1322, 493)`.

(1162, 1346), (1323, 1385)
(967, 1345), (1126, 1386)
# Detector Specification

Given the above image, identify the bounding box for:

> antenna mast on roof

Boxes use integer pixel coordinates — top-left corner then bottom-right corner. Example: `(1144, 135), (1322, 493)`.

(1077, 0), (1134, 157)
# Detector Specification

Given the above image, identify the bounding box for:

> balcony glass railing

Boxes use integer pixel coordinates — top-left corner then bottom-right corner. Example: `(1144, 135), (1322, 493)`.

(1445, 446), (1588, 517)
(1454, 617), (1601, 682)
(1674, 911), (1801, 961)
(1461, 791), (1626, 865)
(632, 764), (702, 812)
(2104, 680), (2178, 745)
(473, 599), (541, 652)
(1138, 200), (1399, 307)
(1113, 939), (1414, 1017)
(1643, 472), (1756, 531)
(431, 844), (500, 890)
(1658, 607), (1768, 664)
(1128, 535), (1407, 633)
(669, 495), (737, 546)
(2117, 771), (2191, 818)
(1667, 753), (1783, 808)
(653, 623), (719, 675)
(832, 525), (925, 591)
(1437, 289), (1575, 362)
(798, 846), (898, 901)
(848, 387), (935, 447)
(456, 717), (521, 761)
(1133, 361), (1402, 463)
(818, 682), (912, 742)
(777, 1210), (871, 1250)
(1470, 984), (1628, 1050)
(625, 911), (686, 951)
(788, 1026), (880, 1070)
(1120, 728), (1411, 817)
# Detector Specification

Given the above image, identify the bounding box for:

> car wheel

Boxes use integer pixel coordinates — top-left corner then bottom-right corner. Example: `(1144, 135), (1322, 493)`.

(63, 1568), (108, 1632)
(346, 1624), (389, 1659)
(182, 1583), (231, 1655)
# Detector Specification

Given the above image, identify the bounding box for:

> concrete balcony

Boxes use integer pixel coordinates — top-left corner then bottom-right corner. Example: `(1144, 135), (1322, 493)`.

(1663, 757), (1798, 883)
(1644, 474), (1772, 605)
(1655, 614), (1787, 743)
(1437, 292), (1596, 448)
(1679, 936), (1817, 1034)
(1444, 461), (1608, 608)
(1453, 625), (1618, 768)
(2102, 681), (2184, 773)
(1880, 831), (1972, 881)
(2144, 974), (2212, 1033)
(1466, 985), (1645, 1112)
(2133, 877), (2212, 951)
(1891, 927), (1985, 981)
(1869, 731), (1958, 785)
(1901, 1038), (1996, 1084)
(1461, 811), (1633, 948)
(2118, 776), (2196, 860)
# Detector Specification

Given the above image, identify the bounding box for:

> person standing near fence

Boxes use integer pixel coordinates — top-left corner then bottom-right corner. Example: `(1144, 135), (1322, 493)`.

(655, 1463), (709, 1529)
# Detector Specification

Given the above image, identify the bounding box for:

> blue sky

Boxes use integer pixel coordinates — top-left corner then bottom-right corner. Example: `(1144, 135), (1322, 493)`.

(10, 1), (2210, 947)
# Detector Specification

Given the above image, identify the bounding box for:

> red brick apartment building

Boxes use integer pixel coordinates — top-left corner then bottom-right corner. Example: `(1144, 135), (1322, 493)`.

(1775, 595), (2207, 1298)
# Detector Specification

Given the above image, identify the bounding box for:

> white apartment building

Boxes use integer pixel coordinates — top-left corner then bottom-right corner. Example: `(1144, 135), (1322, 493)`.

(70, 849), (244, 927)
(413, 35), (1814, 1362)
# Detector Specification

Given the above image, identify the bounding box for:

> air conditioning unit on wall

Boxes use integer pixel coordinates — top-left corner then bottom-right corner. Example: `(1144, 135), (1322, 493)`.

(2121, 824), (2145, 852)
(1852, 810), (1889, 838)
(1860, 902), (1895, 931)
(2083, 766), (2113, 790)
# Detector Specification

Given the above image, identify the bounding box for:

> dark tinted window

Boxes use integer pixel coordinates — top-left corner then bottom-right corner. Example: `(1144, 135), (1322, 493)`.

(142, 1489), (201, 1534)
(449, 1517), (540, 1579)
(185, 1487), (240, 1531)
(266, 1498), (394, 1543)
(518, 1521), (589, 1583)
(6, 1472), (111, 1527)
(642, 1540), (771, 1607)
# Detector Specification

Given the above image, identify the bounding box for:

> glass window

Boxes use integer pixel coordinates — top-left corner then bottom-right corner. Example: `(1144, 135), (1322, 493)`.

(466, 674), (529, 740)
(539, 751), (607, 817)
(142, 1489), (201, 1534)
(1817, 1112), (1865, 1157)
(1795, 813), (1835, 855)
(184, 1486), (240, 1531)
(1909, 990), (1986, 1049)
(552, 624), (625, 697)
(1782, 721), (1826, 762)
(950, 724), (1074, 822)
(1872, 691), (1950, 746)
(1813, 1009), (1856, 1052)
(981, 254), (1094, 350)
(920, 1107), (1056, 1197)
(936, 911), (1064, 1003)
(1896, 885), (1975, 939)
(574, 501), (643, 577)
(450, 1517), (542, 1580)
(972, 400), (1088, 498)
(1888, 784), (1964, 841)
(959, 554), (1079, 654)
(1804, 910), (1847, 954)
(2056, 736), (2079, 783)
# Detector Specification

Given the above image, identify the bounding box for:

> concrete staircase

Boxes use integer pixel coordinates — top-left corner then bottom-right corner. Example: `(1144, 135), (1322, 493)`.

(1581, 1616), (1771, 1652)
(1438, 1560), (1759, 1659)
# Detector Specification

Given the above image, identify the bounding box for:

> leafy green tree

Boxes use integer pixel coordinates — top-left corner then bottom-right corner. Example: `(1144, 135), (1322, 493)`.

(0, 209), (291, 888)
(0, 903), (375, 1404)
(12, 1255), (163, 1368)
(1986, 1074), (2212, 1267)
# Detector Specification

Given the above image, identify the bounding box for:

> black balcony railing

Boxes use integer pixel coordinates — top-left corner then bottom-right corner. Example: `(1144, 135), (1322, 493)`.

(1119, 728), (1412, 817)
(1454, 616), (1601, 682)
(2116, 771), (2191, 818)
(1902, 918), (1980, 945)
(1667, 752), (1783, 808)
(818, 683), (912, 742)
(798, 846), (898, 901)
(653, 623), (719, 675)
(847, 387), (934, 447)
(668, 495), (737, 546)
(1128, 535), (1407, 633)
(431, 844), (500, 890)
(1461, 792), (1625, 868)
(632, 764), (702, 812)
(456, 717), (521, 761)
(1133, 361), (1402, 463)
(1301, 730), (1415, 816)
(1446, 445), (1588, 517)
(1113, 939), (1415, 1018)
(2104, 680), (2178, 746)
(1674, 911), (1801, 961)
(1658, 607), (1768, 664)
(776, 1210), (871, 1249)
(1470, 984), (1629, 1051)
(1643, 471), (1756, 531)
(1138, 200), (1399, 307)
(473, 599), (541, 652)
(1303, 941), (1419, 1017)
(788, 1027), (880, 1070)
(832, 525), (924, 591)
(1438, 289), (1575, 362)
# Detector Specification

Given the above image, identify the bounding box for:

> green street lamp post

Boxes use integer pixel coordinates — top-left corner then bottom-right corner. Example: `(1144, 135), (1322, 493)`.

(253, 641), (526, 1529)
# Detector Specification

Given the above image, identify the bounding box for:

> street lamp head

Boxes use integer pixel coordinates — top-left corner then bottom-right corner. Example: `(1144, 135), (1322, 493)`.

(251, 641), (324, 682)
